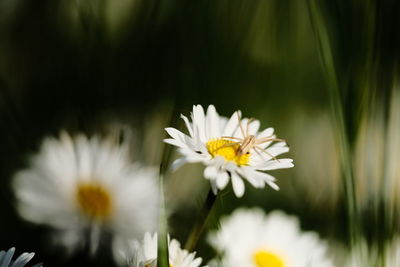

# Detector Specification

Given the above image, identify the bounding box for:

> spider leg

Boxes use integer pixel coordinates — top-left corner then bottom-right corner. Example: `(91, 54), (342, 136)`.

(221, 136), (243, 141)
(236, 111), (246, 139)
(254, 146), (279, 162)
(246, 117), (255, 136)
(255, 137), (286, 145)
(253, 146), (264, 158)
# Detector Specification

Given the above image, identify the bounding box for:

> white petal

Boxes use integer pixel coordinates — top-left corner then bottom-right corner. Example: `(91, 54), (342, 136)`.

(271, 141), (287, 147)
(163, 138), (185, 148)
(206, 105), (220, 139)
(165, 128), (191, 147)
(258, 172), (276, 182)
(245, 174), (264, 188)
(178, 148), (206, 162)
(192, 105), (206, 142)
(219, 116), (228, 131)
(233, 117), (249, 138)
(204, 165), (218, 179)
(257, 127), (275, 139)
(213, 156), (226, 166)
(1, 247), (15, 267)
(223, 111), (241, 136)
(180, 114), (194, 137)
(266, 180), (280, 190)
(171, 158), (186, 171)
(231, 173), (245, 197)
(185, 155), (206, 163)
(238, 167), (265, 188)
(13, 252), (35, 267)
(248, 119), (260, 135)
(256, 158), (294, 170)
(250, 144), (290, 164)
(210, 180), (218, 195)
(243, 168), (280, 191)
(216, 171), (229, 189)
(266, 145), (290, 157)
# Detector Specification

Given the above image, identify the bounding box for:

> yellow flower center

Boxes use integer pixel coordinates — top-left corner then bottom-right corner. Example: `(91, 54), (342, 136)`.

(76, 182), (112, 220)
(253, 250), (285, 267)
(206, 139), (249, 165)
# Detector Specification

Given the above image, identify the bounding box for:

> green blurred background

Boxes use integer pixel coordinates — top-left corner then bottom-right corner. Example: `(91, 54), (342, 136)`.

(0, 0), (399, 266)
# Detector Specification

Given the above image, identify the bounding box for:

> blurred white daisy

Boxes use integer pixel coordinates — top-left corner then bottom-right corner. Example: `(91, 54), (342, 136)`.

(0, 247), (42, 267)
(113, 232), (207, 267)
(208, 208), (335, 267)
(384, 237), (400, 267)
(164, 104), (293, 197)
(13, 132), (159, 254)
(346, 237), (400, 267)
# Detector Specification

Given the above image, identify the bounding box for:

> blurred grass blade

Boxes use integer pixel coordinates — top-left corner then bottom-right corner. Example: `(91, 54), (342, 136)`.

(307, 0), (360, 246)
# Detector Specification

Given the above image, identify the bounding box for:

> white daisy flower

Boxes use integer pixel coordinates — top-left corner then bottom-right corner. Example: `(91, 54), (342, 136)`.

(208, 208), (335, 267)
(113, 232), (207, 267)
(13, 132), (159, 254)
(164, 105), (293, 197)
(0, 247), (42, 267)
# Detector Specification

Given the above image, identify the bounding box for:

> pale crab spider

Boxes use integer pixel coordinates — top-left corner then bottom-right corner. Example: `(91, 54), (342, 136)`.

(221, 111), (285, 160)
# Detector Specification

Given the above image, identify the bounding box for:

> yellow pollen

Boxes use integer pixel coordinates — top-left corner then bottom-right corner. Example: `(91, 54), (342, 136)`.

(206, 139), (249, 165)
(253, 250), (285, 267)
(76, 182), (112, 221)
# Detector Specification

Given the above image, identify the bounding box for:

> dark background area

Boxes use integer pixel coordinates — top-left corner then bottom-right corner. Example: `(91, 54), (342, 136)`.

(1, 0), (400, 266)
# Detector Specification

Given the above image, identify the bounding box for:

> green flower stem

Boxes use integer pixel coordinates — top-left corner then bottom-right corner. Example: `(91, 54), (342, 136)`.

(157, 102), (177, 267)
(157, 147), (173, 267)
(184, 189), (218, 252)
(157, 170), (169, 267)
